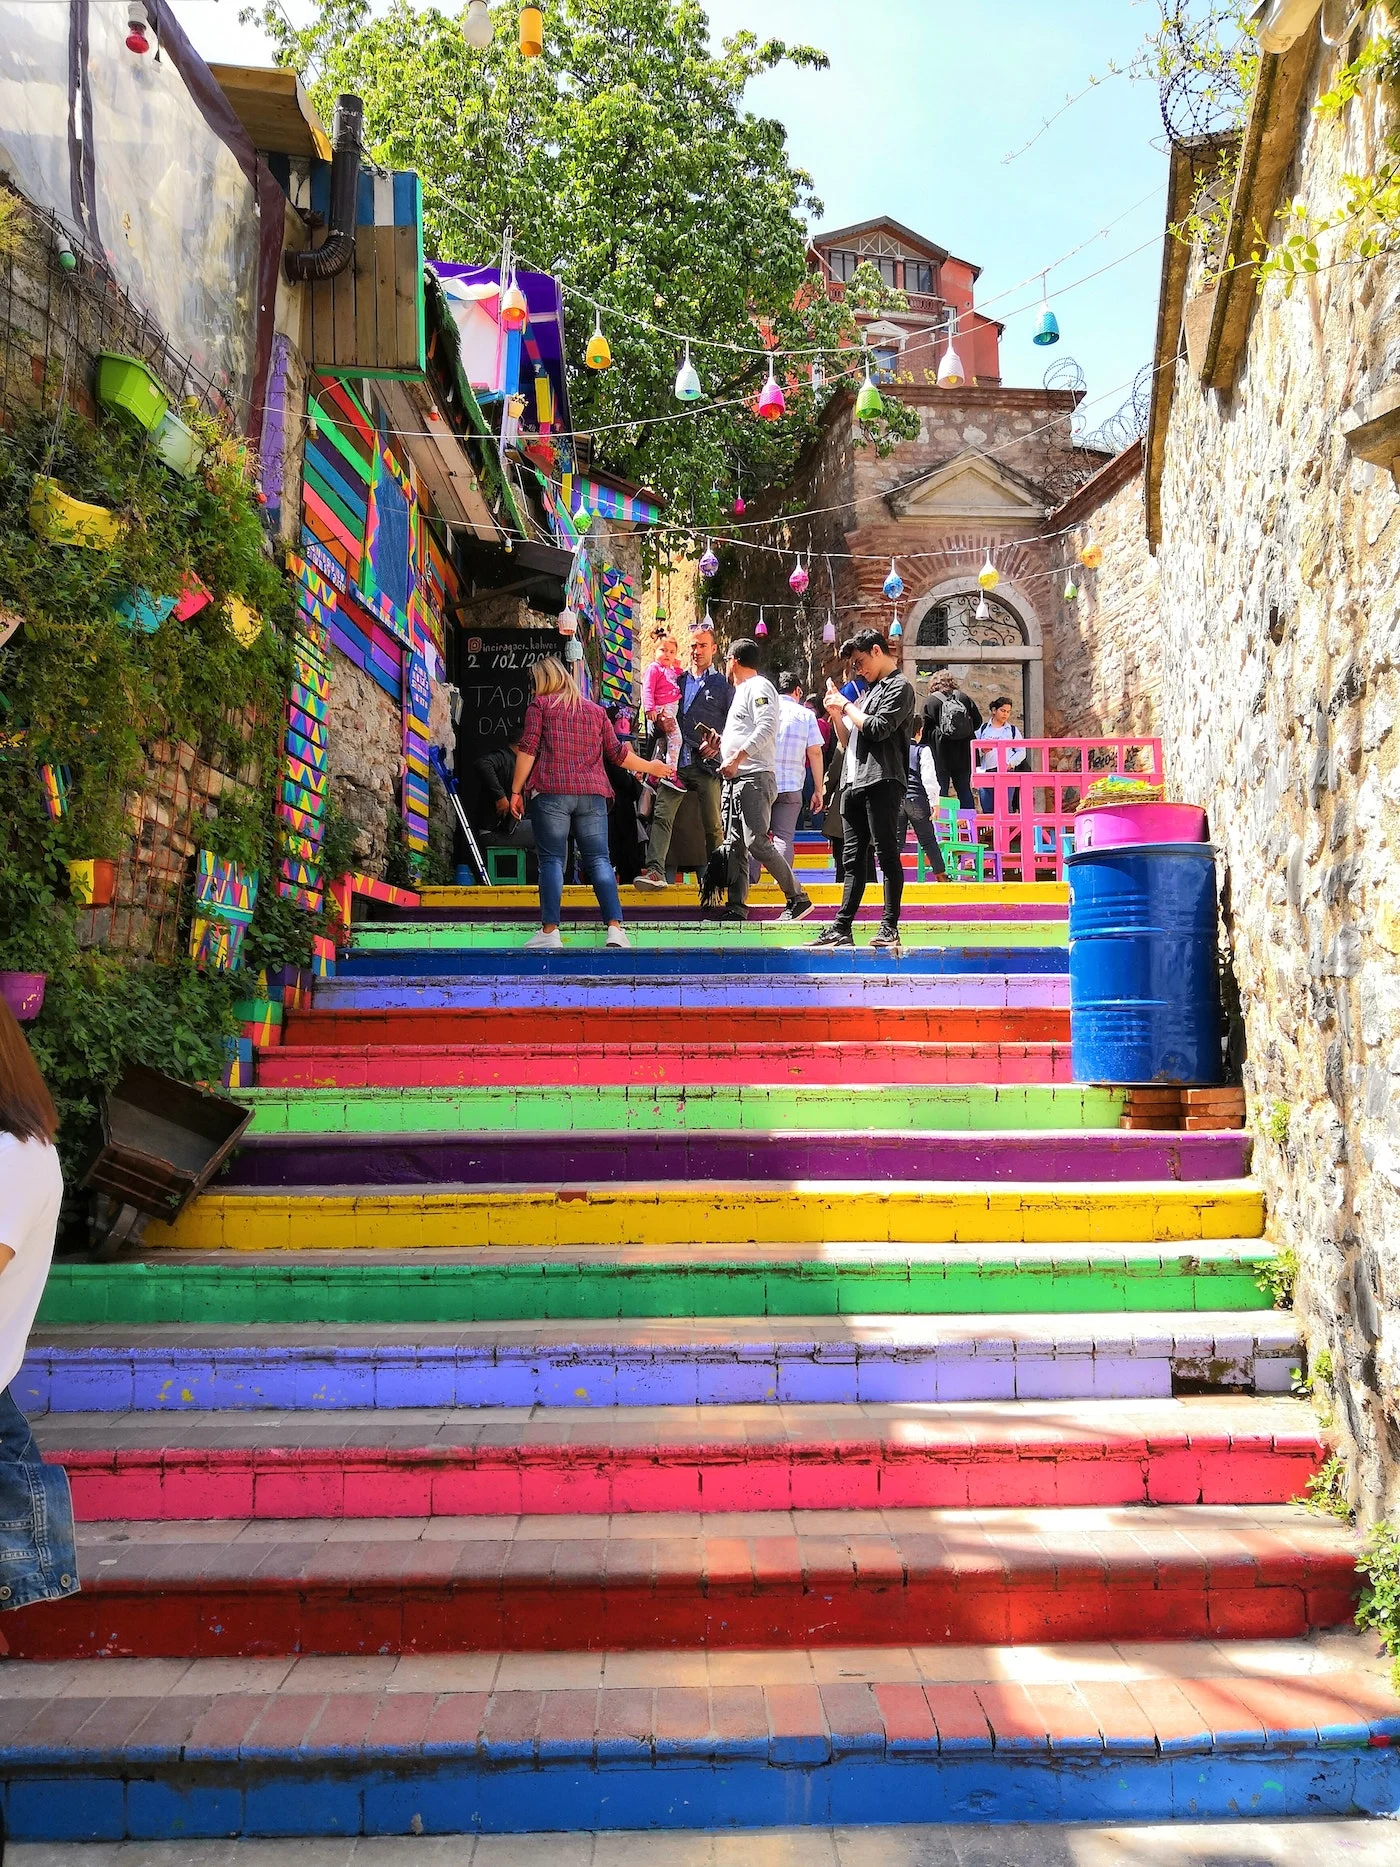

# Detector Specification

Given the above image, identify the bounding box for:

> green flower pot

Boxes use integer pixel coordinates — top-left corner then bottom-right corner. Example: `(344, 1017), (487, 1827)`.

(95, 352), (169, 434)
(152, 409), (205, 477)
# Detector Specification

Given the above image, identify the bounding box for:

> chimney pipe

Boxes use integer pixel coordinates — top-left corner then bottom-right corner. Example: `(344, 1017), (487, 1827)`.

(285, 94), (363, 282)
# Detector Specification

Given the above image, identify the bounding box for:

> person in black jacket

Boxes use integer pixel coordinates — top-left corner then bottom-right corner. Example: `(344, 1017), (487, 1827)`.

(923, 671), (983, 812)
(811, 629), (916, 950)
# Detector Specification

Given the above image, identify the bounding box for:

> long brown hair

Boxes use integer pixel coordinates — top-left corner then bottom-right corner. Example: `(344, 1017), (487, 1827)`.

(0, 998), (59, 1143)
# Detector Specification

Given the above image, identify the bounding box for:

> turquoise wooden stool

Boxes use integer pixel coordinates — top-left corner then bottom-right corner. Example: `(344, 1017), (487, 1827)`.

(486, 846), (528, 885)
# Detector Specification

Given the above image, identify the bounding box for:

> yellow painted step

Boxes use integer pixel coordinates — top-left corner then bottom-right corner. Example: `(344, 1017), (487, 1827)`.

(416, 882), (1067, 913)
(148, 1181), (1264, 1252)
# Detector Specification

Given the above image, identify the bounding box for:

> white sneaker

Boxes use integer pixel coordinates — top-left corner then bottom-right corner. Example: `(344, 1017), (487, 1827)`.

(524, 928), (562, 951)
(605, 925), (631, 950)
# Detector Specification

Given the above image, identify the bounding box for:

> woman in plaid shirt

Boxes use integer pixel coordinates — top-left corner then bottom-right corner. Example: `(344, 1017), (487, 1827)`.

(510, 658), (669, 950)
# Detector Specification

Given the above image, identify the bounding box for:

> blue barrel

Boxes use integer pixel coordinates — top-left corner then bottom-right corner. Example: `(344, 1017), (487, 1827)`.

(1066, 843), (1222, 1085)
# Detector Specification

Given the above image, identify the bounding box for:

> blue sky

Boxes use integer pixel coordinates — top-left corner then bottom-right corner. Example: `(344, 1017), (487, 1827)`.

(180, 0), (1170, 427)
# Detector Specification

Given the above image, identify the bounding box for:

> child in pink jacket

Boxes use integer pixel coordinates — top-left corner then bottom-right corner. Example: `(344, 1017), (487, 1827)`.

(642, 632), (685, 787)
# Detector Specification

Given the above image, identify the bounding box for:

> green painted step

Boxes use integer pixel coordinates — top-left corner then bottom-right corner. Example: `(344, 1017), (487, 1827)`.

(235, 1084), (1127, 1136)
(38, 1245), (1276, 1327)
(351, 919), (1069, 952)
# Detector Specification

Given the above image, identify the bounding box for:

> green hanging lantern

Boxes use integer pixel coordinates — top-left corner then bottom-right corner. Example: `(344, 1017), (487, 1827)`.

(855, 354), (883, 420)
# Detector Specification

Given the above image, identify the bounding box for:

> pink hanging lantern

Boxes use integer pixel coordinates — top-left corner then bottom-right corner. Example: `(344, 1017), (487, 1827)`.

(756, 359), (786, 421)
(733, 492), (746, 516)
(788, 554), (809, 598)
(755, 608), (768, 638)
(821, 614), (837, 644)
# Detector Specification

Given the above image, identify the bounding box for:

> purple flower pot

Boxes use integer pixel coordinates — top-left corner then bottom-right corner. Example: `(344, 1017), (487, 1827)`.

(0, 972), (47, 1021)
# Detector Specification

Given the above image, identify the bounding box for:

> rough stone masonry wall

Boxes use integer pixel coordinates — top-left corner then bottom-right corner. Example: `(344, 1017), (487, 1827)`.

(1154, 48), (1400, 1519)
(1053, 449), (1163, 740)
(324, 659), (403, 872)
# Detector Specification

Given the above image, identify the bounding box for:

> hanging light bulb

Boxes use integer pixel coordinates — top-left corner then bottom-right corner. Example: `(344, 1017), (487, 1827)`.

(882, 559), (904, 603)
(977, 552), (999, 592)
(499, 273), (528, 333)
(584, 308), (611, 371)
(889, 609), (903, 641)
(1032, 273), (1061, 348)
(810, 357), (826, 394)
(855, 351), (884, 421)
(519, 4), (544, 57)
(1079, 540), (1104, 570)
(1063, 574), (1079, 603)
(975, 593), (991, 621)
(463, 0), (494, 48)
(699, 542), (719, 581)
(936, 319), (965, 389)
(126, 1), (151, 53)
(822, 614), (837, 645)
(674, 341), (703, 403)
(755, 607), (768, 638)
(757, 357), (786, 420)
(789, 554), (809, 598)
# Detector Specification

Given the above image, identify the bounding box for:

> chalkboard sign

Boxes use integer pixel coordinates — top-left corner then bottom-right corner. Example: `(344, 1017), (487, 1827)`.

(456, 630), (560, 767)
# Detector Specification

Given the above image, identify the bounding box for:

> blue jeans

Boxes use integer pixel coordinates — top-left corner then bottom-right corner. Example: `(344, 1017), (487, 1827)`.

(529, 792), (623, 926)
(0, 1384), (79, 1611)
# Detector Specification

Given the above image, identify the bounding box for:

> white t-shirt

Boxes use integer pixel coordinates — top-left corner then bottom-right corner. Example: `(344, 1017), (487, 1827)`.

(0, 1133), (63, 1391)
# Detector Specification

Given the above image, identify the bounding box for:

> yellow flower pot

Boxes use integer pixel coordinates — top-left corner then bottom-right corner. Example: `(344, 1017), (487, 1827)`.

(29, 476), (123, 550)
(226, 597), (263, 648)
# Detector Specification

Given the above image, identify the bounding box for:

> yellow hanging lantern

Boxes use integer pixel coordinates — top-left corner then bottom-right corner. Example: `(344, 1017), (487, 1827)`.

(1079, 541), (1104, 570)
(519, 5), (543, 56)
(977, 552), (999, 592)
(585, 310), (612, 371)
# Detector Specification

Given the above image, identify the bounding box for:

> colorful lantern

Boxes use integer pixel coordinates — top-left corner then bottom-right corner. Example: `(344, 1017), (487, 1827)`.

(755, 608), (768, 638)
(585, 310), (612, 371)
(757, 358), (786, 420)
(1063, 576), (1079, 602)
(699, 543), (719, 580)
(499, 274), (529, 333)
(855, 352), (884, 420)
(733, 492), (746, 516)
(1032, 274), (1060, 348)
(978, 553), (999, 591)
(463, 0), (493, 47)
(810, 357), (826, 394)
(1079, 540), (1104, 570)
(936, 327), (965, 389)
(822, 614), (837, 644)
(975, 593), (991, 622)
(674, 341), (703, 403)
(125, 1), (150, 53)
(789, 554), (809, 597)
(882, 559), (904, 603)
(519, 5), (543, 56)
(889, 609), (903, 640)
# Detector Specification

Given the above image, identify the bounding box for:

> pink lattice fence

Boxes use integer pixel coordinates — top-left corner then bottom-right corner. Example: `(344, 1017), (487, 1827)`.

(970, 736), (1165, 882)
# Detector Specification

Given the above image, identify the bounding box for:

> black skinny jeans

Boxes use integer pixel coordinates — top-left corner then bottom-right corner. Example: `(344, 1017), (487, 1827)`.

(935, 738), (976, 812)
(836, 779), (904, 933)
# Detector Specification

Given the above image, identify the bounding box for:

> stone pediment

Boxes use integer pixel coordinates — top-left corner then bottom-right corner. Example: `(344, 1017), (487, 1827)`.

(886, 450), (1047, 525)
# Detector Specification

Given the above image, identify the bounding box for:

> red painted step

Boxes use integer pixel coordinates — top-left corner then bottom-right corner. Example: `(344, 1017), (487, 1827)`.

(280, 1005), (1071, 1049)
(51, 1400), (1326, 1520)
(259, 1039), (1073, 1089)
(8, 1506), (1358, 1660)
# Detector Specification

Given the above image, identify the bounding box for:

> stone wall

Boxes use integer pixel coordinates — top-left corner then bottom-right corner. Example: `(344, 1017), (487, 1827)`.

(1056, 40), (1400, 1518)
(324, 658), (403, 872)
(1051, 445), (1163, 740)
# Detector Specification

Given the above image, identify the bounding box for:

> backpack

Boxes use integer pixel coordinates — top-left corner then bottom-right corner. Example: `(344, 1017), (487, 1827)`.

(938, 692), (976, 742)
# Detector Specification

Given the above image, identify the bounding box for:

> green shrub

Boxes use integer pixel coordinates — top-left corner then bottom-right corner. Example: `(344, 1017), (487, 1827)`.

(1356, 1521), (1400, 1694)
(1256, 1244), (1298, 1308)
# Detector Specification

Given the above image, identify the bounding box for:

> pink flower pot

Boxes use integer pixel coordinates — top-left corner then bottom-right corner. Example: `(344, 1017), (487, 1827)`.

(1075, 801), (1208, 852)
(0, 972), (47, 1021)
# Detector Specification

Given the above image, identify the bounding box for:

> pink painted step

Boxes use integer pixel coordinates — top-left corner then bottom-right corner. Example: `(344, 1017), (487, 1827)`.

(258, 1040), (1073, 1090)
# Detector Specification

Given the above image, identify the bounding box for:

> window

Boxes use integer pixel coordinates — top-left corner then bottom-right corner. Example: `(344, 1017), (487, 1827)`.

(872, 346), (899, 382)
(913, 261), (935, 295)
(827, 248), (858, 283)
(875, 255), (899, 289)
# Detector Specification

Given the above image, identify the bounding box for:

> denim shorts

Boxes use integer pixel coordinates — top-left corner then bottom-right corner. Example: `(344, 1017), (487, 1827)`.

(0, 1383), (79, 1611)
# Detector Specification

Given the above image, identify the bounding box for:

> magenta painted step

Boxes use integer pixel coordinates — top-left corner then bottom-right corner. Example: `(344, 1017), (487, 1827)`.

(258, 1041), (1074, 1090)
(223, 1129), (1253, 1190)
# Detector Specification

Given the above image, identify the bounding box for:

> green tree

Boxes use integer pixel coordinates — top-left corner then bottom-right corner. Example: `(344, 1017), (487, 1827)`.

(250, 0), (917, 529)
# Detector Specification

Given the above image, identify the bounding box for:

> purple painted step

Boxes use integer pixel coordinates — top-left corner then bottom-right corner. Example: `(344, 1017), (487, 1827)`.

(225, 1130), (1253, 1190)
(313, 975), (1071, 1011)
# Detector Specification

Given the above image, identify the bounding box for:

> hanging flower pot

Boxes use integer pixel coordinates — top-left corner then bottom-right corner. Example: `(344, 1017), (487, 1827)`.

(29, 476), (124, 550)
(172, 572), (211, 621)
(114, 588), (177, 635)
(226, 597), (263, 648)
(0, 972), (46, 1022)
(68, 858), (118, 908)
(151, 408), (205, 477)
(95, 352), (169, 434)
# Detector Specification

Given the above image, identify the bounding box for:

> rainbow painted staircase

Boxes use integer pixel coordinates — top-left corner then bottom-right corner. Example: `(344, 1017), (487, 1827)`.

(3, 846), (1397, 1844)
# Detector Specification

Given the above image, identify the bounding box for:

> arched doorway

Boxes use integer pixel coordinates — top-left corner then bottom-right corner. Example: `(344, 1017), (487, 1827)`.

(905, 583), (1043, 736)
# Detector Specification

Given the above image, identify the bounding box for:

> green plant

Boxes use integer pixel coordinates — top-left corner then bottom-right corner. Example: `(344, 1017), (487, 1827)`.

(1356, 1520), (1400, 1693)
(1256, 1243), (1298, 1308)
(1268, 1098), (1291, 1145)
(1301, 1453), (1353, 1522)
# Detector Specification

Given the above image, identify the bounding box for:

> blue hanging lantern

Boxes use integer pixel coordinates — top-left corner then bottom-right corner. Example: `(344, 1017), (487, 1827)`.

(882, 558), (904, 603)
(1032, 273), (1060, 348)
(889, 608), (903, 640)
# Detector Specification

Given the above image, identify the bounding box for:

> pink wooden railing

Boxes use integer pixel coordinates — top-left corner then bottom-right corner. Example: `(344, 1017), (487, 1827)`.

(966, 736), (1164, 883)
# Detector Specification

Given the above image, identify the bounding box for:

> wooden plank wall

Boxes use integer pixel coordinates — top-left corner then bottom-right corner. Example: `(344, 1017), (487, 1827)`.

(304, 227), (423, 375)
